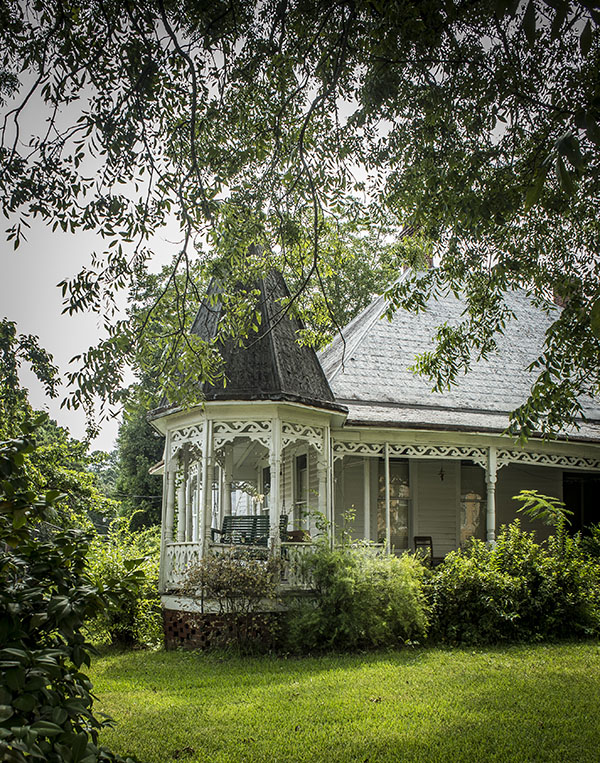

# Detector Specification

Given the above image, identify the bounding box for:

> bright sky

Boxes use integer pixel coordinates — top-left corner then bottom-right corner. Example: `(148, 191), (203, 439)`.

(0, 218), (176, 452)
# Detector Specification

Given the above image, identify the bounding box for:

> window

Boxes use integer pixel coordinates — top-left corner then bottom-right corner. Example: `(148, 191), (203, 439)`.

(294, 453), (308, 528)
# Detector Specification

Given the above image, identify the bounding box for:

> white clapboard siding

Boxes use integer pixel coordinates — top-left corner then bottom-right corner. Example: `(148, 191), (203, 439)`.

(414, 459), (459, 557)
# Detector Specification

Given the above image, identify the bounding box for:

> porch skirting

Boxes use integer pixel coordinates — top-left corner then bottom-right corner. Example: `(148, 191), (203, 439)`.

(163, 608), (284, 651)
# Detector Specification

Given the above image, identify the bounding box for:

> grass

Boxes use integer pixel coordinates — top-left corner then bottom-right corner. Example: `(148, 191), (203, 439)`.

(90, 641), (600, 762)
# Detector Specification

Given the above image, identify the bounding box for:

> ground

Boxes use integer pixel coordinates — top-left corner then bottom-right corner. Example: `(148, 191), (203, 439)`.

(90, 641), (600, 762)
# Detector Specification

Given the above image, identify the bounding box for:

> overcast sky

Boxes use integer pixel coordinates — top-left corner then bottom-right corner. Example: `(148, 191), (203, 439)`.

(0, 218), (177, 452)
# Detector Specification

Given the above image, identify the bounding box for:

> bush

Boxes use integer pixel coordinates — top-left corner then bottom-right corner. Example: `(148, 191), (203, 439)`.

(183, 549), (281, 651)
(0, 426), (139, 762)
(428, 521), (600, 645)
(582, 524), (600, 560)
(286, 545), (429, 652)
(86, 518), (161, 647)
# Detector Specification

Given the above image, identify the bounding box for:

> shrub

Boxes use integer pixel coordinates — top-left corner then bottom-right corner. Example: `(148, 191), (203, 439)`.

(428, 521), (600, 645)
(0, 425), (139, 762)
(286, 545), (429, 652)
(183, 549), (281, 651)
(86, 518), (161, 647)
(582, 524), (600, 560)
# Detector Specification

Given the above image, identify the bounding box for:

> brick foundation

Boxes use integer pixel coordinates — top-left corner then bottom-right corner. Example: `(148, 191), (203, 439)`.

(163, 608), (284, 651)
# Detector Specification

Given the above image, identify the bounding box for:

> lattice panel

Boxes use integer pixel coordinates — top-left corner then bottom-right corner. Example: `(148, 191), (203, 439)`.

(169, 424), (204, 458)
(332, 441), (384, 461)
(164, 542), (203, 588)
(282, 422), (324, 453)
(497, 449), (600, 472)
(333, 440), (487, 467)
(212, 420), (271, 449)
(388, 444), (487, 469)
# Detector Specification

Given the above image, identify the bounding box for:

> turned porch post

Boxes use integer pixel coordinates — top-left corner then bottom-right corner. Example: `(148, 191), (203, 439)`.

(363, 457), (371, 542)
(201, 419), (214, 553)
(185, 471), (194, 541)
(384, 442), (391, 553)
(165, 462), (177, 543)
(317, 455), (327, 538)
(193, 461), (202, 542)
(223, 444), (233, 518)
(486, 446), (497, 544)
(176, 458), (186, 543)
(269, 418), (282, 553)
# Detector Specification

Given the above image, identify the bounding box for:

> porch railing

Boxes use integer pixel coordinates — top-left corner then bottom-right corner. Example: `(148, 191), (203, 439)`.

(164, 541), (203, 589)
(163, 540), (318, 592)
(163, 540), (386, 593)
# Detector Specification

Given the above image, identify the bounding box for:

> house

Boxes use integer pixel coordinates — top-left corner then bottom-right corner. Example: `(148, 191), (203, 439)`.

(149, 268), (600, 640)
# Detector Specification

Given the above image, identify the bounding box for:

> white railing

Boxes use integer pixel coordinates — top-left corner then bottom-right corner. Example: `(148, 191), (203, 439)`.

(163, 540), (386, 593)
(164, 541), (203, 589)
(280, 542), (317, 590)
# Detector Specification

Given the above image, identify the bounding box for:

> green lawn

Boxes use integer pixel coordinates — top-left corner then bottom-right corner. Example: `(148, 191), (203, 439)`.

(90, 642), (600, 762)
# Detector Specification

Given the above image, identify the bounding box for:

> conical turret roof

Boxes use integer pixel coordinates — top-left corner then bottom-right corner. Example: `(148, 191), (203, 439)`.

(191, 269), (342, 411)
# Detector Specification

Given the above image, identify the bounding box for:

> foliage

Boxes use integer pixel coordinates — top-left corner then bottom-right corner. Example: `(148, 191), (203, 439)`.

(582, 524), (600, 559)
(513, 488), (573, 530)
(286, 545), (429, 652)
(0, 321), (118, 530)
(0, 425), (139, 762)
(114, 393), (164, 530)
(2, 1), (599, 436)
(0, 319), (59, 439)
(26, 416), (120, 531)
(184, 549), (280, 617)
(86, 519), (161, 647)
(183, 549), (281, 651)
(428, 521), (600, 644)
(89, 643), (600, 762)
(87, 450), (120, 501)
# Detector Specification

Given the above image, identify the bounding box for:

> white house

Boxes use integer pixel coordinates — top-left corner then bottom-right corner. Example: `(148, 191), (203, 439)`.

(150, 269), (600, 628)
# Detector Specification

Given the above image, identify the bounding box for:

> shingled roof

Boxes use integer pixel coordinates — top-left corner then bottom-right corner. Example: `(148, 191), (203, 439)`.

(191, 269), (342, 411)
(319, 270), (600, 442)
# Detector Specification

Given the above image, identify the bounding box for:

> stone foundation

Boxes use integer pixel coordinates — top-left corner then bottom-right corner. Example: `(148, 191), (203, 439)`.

(163, 608), (284, 650)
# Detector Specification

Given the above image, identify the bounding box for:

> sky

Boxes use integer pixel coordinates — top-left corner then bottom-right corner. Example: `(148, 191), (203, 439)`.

(0, 217), (176, 452)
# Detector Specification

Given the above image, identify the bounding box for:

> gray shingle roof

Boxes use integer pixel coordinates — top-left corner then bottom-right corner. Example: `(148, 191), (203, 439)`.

(191, 269), (342, 411)
(319, 270), (600, 441)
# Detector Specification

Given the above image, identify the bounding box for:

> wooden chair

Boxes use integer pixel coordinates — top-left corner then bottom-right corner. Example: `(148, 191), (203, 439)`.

(413, 535), (434, 565)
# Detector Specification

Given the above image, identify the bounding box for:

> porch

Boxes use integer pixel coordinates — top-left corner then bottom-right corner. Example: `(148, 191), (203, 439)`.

(157, 408), (600, 597)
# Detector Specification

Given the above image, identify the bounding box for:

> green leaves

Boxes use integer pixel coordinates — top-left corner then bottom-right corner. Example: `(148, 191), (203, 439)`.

(0, 429), (142, 762)
(590, 298), (600, 339)
(556, 155), (575, 194)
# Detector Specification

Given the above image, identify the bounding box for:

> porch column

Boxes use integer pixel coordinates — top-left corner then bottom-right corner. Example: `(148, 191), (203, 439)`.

(193, 461), (202, 542)
(486, 446), (497, 544)
(317, 454), (328, 538)
(185, 473), (194, 541)
(201, 420), (214, 553)
(165, 463), (177, 543)
(329, 440), (335, 549)
(176, 462), (186, 542)
(363, 457), (371, 542)
(269, 418), (282, 553)
(223, 445), (233, 517)
(384, 442), (391, 554)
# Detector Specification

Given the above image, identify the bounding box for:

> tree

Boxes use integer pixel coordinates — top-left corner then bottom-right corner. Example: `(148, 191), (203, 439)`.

(0, 425), (140, 762)
(114, 393), (164, 529)
(0, 320), (119, 529)
(0, 319), (59, 439)
(1, 0), (600, 438)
